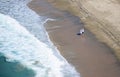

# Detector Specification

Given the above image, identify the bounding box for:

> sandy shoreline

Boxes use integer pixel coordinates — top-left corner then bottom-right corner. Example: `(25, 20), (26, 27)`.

(48, 0), (120, 60)
(28, 0), (120, 77)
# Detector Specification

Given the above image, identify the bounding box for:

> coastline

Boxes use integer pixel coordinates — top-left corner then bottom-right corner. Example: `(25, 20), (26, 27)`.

(47, 0), (120, 60)
(28, 0), (120, 77)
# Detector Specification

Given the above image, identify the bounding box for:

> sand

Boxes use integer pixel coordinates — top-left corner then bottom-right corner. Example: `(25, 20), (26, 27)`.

(49, 0), (120, 59)
(75, 0), (120, 59)
(28, 0), (120, 77)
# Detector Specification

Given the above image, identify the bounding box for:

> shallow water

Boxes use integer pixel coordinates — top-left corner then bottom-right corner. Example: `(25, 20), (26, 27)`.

(0, 0), (80, 77)
(28, 0), (120, 77)
(0, 56), (35, 77)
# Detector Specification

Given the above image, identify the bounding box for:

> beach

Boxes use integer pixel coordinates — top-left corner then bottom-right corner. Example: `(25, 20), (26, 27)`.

(48, 0), (120, 59)
(0, 0), (80, 77)
(28, 0), (120, 77)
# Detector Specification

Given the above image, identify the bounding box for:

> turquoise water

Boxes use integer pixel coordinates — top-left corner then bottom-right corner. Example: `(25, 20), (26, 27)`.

(0, 56), (35, 77)
(0, 13), (64, 77)
(0, 0), (80, 77)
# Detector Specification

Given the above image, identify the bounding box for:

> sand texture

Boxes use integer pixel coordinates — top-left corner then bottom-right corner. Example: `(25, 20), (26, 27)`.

(28, 0), (120, 77)
(47, 0), (120, 60)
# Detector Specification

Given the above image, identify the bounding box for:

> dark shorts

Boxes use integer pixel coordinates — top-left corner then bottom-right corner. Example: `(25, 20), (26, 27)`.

(77, 33), (81, 35)
(77, 32), (84, 35)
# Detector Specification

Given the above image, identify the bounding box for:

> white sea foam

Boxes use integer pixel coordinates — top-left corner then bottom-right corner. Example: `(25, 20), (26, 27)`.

(0, 0), (80, 77)
(0, 13), (64, 77)
(0, 0), (48, 43)
(0, 0), (62, 58)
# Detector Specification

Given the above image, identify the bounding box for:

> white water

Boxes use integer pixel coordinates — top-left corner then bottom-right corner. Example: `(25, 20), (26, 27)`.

(0, 0), (80, 77)
(0, 13), (64, 77)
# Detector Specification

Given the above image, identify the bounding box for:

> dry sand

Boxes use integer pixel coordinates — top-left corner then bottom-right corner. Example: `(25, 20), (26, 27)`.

(49, 0), (120, 59)
(72, 0), (120, 59)
(28, 0), (120, 77)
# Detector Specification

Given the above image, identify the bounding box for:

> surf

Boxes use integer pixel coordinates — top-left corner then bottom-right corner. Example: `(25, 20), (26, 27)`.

(0, 0), (80, 77)
(0, 13), (66, 77)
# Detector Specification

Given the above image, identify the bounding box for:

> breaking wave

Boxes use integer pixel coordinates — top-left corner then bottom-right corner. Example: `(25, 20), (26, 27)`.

(0, 0), (80, 77)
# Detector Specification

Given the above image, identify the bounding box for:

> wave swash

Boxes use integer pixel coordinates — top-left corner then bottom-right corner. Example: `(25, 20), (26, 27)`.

(0, 0), (80, 77)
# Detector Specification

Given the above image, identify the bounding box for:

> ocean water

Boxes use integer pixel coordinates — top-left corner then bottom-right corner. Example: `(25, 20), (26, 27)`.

(0, 0), (80, 77)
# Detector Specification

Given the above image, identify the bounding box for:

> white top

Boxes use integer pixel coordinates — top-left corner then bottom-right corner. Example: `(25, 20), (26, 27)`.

(80, 28), (84, 34)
